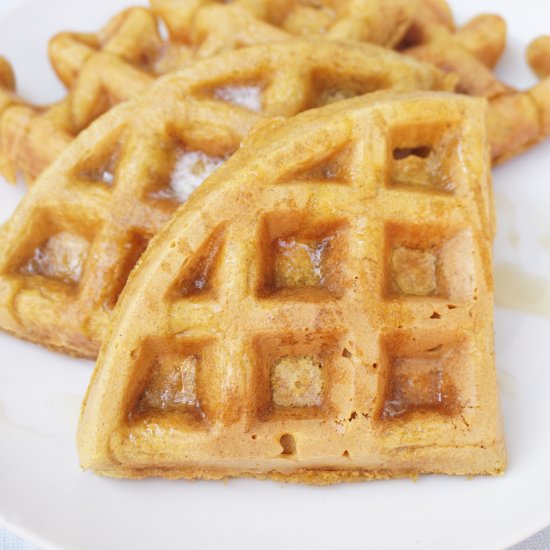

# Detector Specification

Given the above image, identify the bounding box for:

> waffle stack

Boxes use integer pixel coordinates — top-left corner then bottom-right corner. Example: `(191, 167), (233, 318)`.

(2, 0), (548, 482)
(77, 90), (504, 480)
(0, 40), (453, 357)
(1, 0), (549, 184)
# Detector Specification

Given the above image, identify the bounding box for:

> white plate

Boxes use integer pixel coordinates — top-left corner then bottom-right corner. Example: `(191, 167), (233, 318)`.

(1, 0), (550, 548)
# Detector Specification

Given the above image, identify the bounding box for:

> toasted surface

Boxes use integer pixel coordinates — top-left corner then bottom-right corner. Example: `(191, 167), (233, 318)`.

(78, 91), (505, 482)
(0, 0), (415, 183)
(0, 40), (453, 358)
(2, 0), (549, 183)
(0, 7), (161, 183)
(151, 0), (415, 48)
(153, 0), (550, 162)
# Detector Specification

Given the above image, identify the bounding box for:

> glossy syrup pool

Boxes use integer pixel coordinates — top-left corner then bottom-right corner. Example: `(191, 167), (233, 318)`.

(137, 355), (198, 413)
(151, 150), (226, 203)
(381, 358), (457, 419)
(21, 232), (90, 284)
(274, 237), (332, 289)
(214, 85), (262, 112)
(493, 192), (550, 317)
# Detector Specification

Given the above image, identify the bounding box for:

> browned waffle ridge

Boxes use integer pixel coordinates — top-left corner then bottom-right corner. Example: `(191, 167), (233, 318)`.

(152, 0), (550, 162)
(1, 0), (548, 184)
(150, 0), (415, 48)
(0, 8), (161, 183)
(78, 90), (505, 481)
(0, 40), (454, 357)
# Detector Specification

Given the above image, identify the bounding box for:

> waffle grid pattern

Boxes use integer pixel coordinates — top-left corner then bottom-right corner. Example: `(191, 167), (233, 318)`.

(0, 40), (452, 357)
(78, 92), (504, 479)
(1, 0), (549, 184)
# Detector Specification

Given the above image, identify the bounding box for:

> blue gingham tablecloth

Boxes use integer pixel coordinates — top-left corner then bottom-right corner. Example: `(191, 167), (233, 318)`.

(0, 530), (37, 550)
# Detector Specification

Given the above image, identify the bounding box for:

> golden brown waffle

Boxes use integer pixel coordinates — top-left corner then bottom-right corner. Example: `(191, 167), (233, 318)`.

(0, 57), (21, 181)
(151, 0), (415, 49)
(524, 36), (550, 148)
(399, 5), (550, 163)
(152, 0), (550, 163)
(485, 35), (550, 164)
(0, 40), (454, 358)
(0, 2), (310, 184)
(527, 36), (550, 79)
(0, 8), (164, 183)
(2, 0), (548, 183)
(150, 0), (501, 81)
(48, 6), (194, 85)
(77, 90), (505, 481)
(0, 76), (73, 183)
(398, 2), (506, 72)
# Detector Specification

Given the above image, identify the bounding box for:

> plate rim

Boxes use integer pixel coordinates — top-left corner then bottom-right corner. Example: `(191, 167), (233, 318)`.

(0, 0), (549, 547)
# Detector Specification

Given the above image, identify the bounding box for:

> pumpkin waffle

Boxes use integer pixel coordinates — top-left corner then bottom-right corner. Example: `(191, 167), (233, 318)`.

(527, 36), (550, 79)
(2, 0), (549, 183)
(151, 0), (502, 75)
(398, 1), (507, 72)
(0, 40), (454, 357)
(77, 91), (505, 481)
(153, 0), (550, 163)
(1, 0), (405, 184)
(150, 0), (415, 49)
(0, 7), (169, 183)
(399, 5), (550, 163)
(0, 56), (21, 181)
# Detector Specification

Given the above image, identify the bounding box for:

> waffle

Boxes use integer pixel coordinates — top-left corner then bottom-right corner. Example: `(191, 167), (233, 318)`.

(152, 0), (550, 163)
(0, 39), (454, 358)
(520, 36), (550, 156)
(0, 8), (165, 183)
(150, 0), (415, 49)
(399, 6), (550, 163)
(1, 0), (404, 184)
(150, 0), (501, 81)
(77, 90), (505, 481)
(2, 1), (549, 183)
(527, 36), (550, 79)
(0, 57), (21, 181)
(399, 2), (507, 75)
